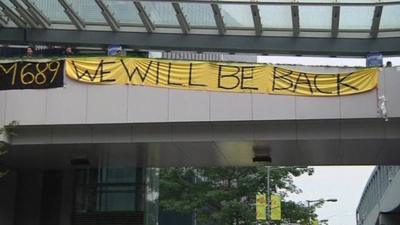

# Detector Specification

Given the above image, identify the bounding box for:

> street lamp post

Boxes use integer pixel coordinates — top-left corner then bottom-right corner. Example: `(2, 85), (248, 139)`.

(306, 199), (338, 225)
(266, 166), (270, 225)
(319, 219), (329, 224)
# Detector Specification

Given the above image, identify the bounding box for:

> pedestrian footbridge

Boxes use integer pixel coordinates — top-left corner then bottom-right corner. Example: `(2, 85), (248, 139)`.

(1, 64), (400, 168)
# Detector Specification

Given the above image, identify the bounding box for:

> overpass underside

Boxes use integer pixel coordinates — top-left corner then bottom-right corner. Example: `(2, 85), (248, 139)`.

(2, 118), (400, 169)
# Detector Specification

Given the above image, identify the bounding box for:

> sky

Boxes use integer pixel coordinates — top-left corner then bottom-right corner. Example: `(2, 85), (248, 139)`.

(256, 55), (397, 225)
(287, 166), (374, 225)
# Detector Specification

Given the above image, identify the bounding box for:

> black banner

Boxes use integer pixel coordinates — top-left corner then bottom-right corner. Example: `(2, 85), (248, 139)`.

(0, 60), (64, 90)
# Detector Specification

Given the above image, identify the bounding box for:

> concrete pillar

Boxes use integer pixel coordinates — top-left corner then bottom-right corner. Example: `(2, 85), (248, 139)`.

(379, 213), (400, 225)
(59, 170), (74, 225)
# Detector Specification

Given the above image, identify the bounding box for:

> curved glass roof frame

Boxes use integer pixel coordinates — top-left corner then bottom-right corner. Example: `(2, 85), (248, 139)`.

(0, 0), (400, 38)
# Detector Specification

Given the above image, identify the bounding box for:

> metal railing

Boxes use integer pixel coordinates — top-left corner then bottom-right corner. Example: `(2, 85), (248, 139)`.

(356, 166), (400, 225)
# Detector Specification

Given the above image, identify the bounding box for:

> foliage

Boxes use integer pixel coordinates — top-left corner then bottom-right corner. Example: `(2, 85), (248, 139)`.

(0, 121), (18, 178)
(0, 120), (18, 135)
(160, 166), (320, 225)
(282, 201), (314, 224)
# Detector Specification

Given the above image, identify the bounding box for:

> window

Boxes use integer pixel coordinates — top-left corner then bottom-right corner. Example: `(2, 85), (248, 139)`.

(74, 168), (143, 213)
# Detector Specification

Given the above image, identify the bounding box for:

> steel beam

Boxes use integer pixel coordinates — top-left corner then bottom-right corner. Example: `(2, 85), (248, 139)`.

(58, 0), (86, 30)
(95, 0), (120, 31)
(116, 0), (400, 7)
(251, 4), (262, 36)
(0, 18), (7, 27)
(0, 11), (8, 27)
(9, 0), (39, 28)
(0, 2), (26, 28)
(0, 28), (395, 56)
(211, 3), (225, 35)
(172, 2), (190, 34)
(134, 1), (154, 33)
(291, 5), (299, 37)
(370, 5), (383, 38)
(0, 28), (25, 43)
(331, 6), (340, 38)
(21, 0), (51, 29)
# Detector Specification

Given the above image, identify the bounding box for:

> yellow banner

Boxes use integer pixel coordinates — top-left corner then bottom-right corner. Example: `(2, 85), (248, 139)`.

(272, 67), (378, 96)
(256, 193), (267, 220)
(271, 194), (281, 221)
(65, 58), (378, 96)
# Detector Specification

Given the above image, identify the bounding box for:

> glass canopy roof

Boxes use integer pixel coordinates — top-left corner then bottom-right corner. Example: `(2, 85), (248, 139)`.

(0, 0), (399, 38)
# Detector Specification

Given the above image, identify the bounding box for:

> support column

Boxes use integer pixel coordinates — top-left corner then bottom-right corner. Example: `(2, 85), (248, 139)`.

(59, 170), (74, 225)
(144, 168), (159, 225)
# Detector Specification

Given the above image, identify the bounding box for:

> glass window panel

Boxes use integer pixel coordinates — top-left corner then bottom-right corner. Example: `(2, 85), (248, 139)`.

(214, 0), (394, 1)
(336, 0), (375, 2)
(33, 0), (69, 22)
(99, 192), (135, 212)
(65, 0), (106, 23)
(180, 3), (216, 27)
(299, 6), (331, 29)
(101, 168), (136, 183)
(339, 6), (374, 29)
(255, 0), (292, 2)
(220, 4), (253, 28)
(259, 0), (388, 1)
(297, 0), (338, 2)
(215, 0), (383, 2)
(380, 5), (400, 29)
(104, 0), (141, 24)
(2, 0), (19, 14)
(141, 2), (178, 26)
(75, 169), (97, 185)
(74, 168), (138, 213)
(259, 5), (292, 29)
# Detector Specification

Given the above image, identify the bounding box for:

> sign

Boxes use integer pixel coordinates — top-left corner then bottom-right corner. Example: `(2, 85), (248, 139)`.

(271, 194), (281, 221)
(366, 52), (383, 67)
(256, 193), (267, 221)
(65, 58), (378, 96)
(0, 60), (64, 90)
(108, 45), (122, 56)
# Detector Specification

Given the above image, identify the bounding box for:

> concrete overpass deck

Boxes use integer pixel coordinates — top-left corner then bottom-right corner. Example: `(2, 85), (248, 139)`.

(0, 65), (399, 167)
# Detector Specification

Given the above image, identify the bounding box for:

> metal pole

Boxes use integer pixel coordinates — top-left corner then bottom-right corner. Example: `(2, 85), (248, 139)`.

(307, 201), (311, 225)
(267, 166), (271, 225)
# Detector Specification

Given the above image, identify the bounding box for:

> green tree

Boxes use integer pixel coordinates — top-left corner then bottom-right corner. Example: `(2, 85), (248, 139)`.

(0, 121), (18, 178)
(160, 166), (319, 225)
